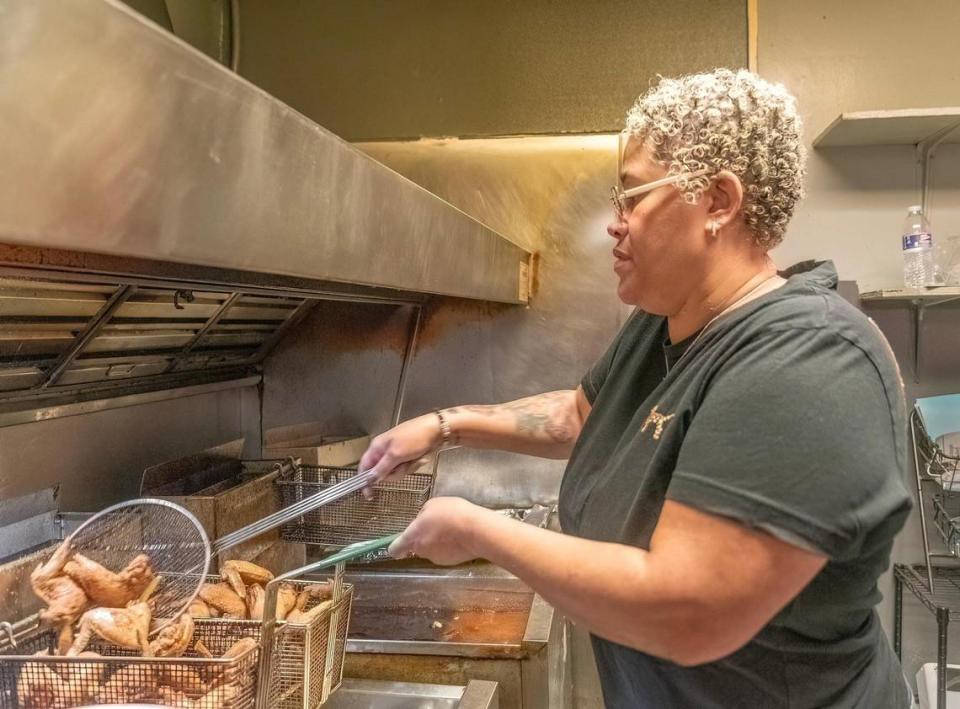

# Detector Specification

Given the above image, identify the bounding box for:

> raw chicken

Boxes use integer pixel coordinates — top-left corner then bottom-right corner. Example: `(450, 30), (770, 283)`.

(220, 559), (273, 601)
(149, 613), (194, 657)
(94, 663), (157, 704)
(198, 582), (247, 619)
(159, 686), (196, 708)
(68, 601), (152, 656)
(16, 652), (66, 709)
(158, 663), (205, 695)
(30, 540), (88, 629)
(59, 651), (107, 704)
(196, 682), (239, 708)
(63, 553), (155, 608)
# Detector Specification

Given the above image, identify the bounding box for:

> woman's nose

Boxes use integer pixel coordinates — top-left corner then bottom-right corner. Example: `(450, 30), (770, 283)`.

(607, 218), (628, 240)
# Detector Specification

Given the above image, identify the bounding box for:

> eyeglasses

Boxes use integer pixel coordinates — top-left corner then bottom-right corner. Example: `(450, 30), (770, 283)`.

(610, 169), (712, 222)
(610, 130), (711, 222)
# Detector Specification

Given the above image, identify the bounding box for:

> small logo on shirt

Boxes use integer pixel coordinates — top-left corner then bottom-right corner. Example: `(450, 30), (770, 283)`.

(641, 405), (675, 441)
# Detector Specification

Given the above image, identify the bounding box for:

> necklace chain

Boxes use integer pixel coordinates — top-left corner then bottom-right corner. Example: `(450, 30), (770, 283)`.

(667, 273), (784, 373)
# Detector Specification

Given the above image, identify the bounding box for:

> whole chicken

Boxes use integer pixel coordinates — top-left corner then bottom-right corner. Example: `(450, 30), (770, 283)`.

(149, 613), (194, 657)
(220, 559), (274, 601)
(198, 582), (247, 618)
(64, 553), (155, 608)
(30, 540), (88, 630)
(68, 601), (152, 656)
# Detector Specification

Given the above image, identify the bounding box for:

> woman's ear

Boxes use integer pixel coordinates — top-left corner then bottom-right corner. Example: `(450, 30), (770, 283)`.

(705, 170), (744, 233)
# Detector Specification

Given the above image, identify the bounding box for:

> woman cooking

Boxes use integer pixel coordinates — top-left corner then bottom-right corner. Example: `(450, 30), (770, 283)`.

(360, 69), (913, 708)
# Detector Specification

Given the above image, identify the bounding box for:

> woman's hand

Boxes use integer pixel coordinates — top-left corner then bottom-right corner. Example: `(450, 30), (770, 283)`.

(388, 497), (493, 566)
(359, 413), (442, 484)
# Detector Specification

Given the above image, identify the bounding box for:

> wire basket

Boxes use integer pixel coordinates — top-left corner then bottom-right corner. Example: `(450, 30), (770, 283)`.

(0, 617), (259, 708)
(178, 570), (353, 709)
(276, 464), (434, 547)
(265, 581), (353, 709)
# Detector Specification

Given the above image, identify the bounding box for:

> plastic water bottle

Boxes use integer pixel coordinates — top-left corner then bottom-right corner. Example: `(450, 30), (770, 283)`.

(902, 205), (934, 288)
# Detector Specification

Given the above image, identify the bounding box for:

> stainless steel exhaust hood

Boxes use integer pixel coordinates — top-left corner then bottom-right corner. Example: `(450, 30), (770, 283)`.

(0, 0), (531, 305)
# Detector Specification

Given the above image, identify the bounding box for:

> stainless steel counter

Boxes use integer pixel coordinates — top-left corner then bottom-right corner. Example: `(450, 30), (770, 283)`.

(326, 679), (499, 709)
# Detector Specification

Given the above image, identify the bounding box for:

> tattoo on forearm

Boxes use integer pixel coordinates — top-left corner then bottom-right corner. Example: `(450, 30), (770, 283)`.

(446, 391), (577, 444)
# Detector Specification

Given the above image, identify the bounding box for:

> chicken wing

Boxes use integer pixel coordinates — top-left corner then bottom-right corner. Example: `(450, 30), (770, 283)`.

(220, 560), (274, 601)
(68, 601), (152, 656)
(188, 597), (214, 618)
(286, 599), (334, 625)
(276, 583), (298, 621)
(198, 582), (247, 619)
(246, 584), (265, 621)
(63, 553), (155, 608)
(222, 637), (258, 659)
(149, 613), (194, 657)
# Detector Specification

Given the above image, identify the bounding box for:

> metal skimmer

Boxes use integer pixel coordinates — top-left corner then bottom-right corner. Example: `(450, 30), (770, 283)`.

(58, 498), (210, 635)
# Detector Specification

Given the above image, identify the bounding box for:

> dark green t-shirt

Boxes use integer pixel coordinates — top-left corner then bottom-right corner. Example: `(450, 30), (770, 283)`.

(559, 261), (912, 709)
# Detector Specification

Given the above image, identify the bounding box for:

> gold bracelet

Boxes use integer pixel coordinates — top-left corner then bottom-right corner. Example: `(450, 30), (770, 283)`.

(434, 409), (454, 448)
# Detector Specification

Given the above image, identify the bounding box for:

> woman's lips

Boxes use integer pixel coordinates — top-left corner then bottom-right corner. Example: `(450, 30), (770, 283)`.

(613, 249), (631, 270)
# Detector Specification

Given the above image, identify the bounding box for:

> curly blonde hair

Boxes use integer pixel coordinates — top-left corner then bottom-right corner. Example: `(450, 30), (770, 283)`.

(625, 69), (805, 249)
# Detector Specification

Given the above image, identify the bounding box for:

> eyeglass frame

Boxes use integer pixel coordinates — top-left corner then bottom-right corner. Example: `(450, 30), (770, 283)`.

(610, 130), (711, 221)
(610, 170), (712, 221)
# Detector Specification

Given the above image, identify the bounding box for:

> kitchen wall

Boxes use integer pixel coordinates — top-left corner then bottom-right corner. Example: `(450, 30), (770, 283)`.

(236, 0), (746, 140)
(757, 0), (960, 689)
(0, 387), (255, 512)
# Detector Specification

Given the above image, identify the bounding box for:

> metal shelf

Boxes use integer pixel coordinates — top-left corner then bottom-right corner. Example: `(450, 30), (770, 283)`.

(860, 287), (960, 382)
(813, 108), (960, 148)
(814, 108), (960, 219)
(896, 564), (960, 620)
(861, 287), (960, 303)
(894, 563), (960, 709)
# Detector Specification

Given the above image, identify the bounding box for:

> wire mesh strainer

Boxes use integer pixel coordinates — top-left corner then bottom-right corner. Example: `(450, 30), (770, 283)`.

(63, 497), (210, 635)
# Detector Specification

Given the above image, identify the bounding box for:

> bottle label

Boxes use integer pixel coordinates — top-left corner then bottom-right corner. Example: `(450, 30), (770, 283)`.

(903, 232), (933, 250)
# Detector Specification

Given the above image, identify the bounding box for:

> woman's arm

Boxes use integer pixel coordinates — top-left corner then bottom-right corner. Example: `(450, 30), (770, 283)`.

(389, 497), (827, 666)
(441, 388), (592, 459)
(360, 387), (592, 481)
